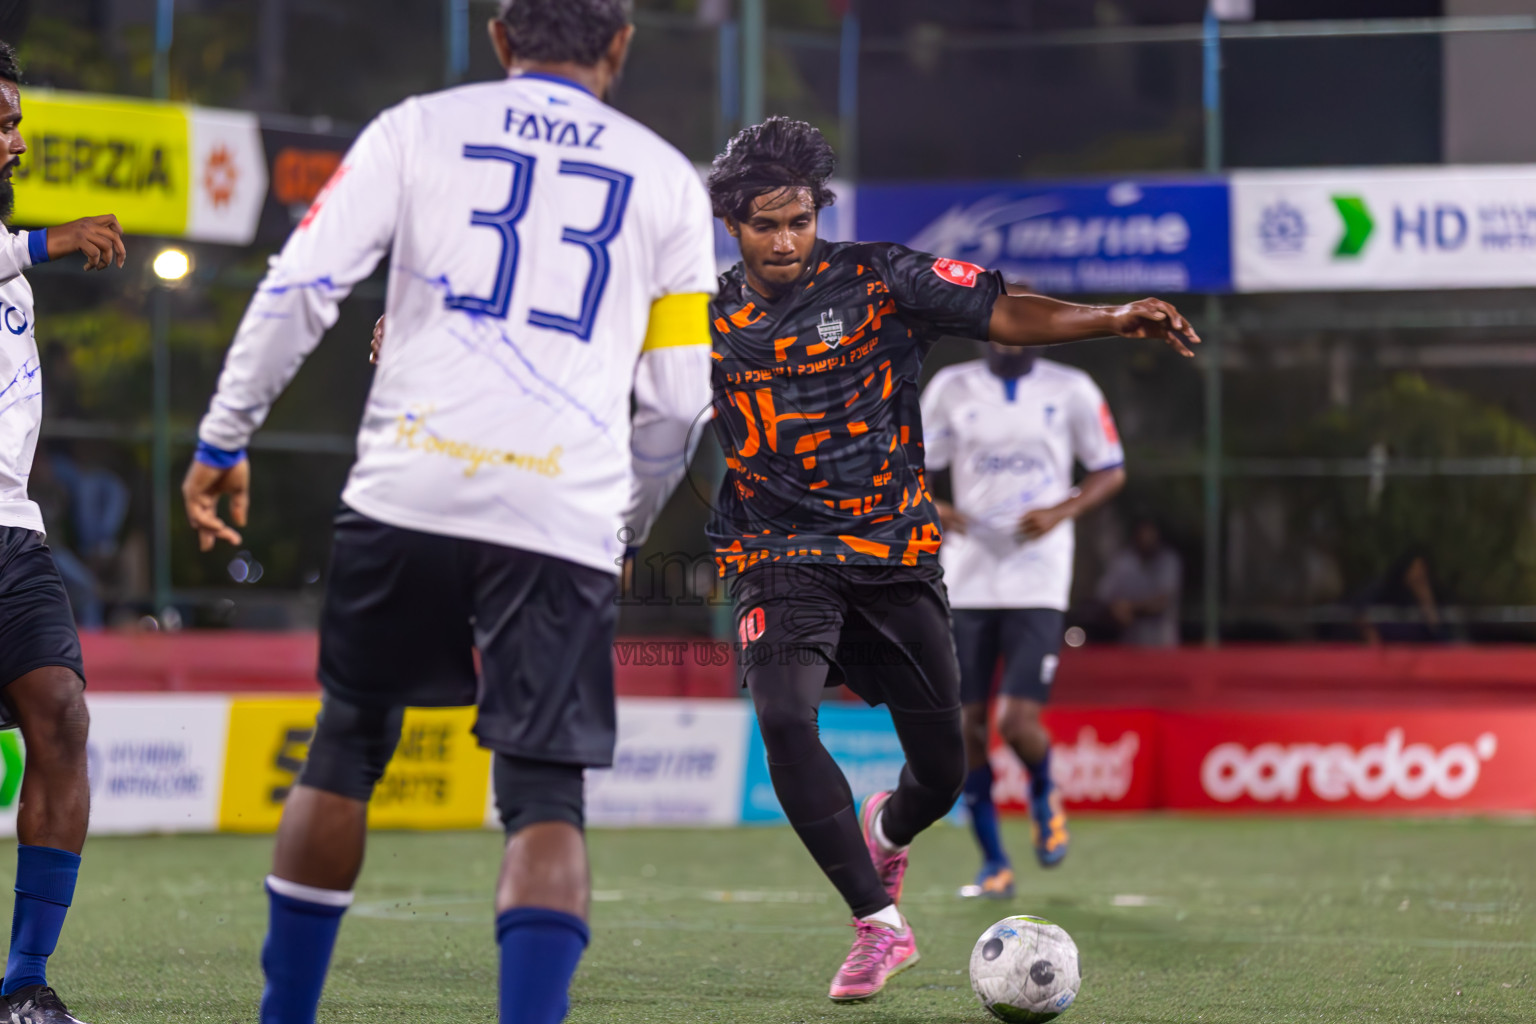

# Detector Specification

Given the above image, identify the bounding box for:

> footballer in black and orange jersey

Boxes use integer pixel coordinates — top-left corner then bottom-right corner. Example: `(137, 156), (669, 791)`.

(704, 117), (1198, 1004)
(708, 239), (998, 576)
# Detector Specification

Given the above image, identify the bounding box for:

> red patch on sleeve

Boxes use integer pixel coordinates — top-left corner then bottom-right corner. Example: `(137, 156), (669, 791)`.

(932, 258), (984, 288)
(1099, 402), (1121, 446)
(298, 163), (351, 230)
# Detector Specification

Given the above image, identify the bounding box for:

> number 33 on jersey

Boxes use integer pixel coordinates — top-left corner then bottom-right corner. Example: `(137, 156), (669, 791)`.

(196, 73), (717, 572)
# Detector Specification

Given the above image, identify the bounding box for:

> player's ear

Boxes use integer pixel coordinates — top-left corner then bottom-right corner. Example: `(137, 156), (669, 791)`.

(605, 24), (636, 77)
(724, 216), (740, 240)
(487, 17), (515, 71)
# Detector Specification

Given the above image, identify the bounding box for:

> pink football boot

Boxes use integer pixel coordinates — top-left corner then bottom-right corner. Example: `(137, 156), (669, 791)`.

(858, 790), (909, 906)
(828, 917), (920, 1002)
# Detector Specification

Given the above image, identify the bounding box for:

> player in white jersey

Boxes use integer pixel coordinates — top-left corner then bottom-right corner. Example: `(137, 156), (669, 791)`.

(180, 3), (714, 1021)
(922, 341), (1124, 897)
(0, 39), (131, 1024)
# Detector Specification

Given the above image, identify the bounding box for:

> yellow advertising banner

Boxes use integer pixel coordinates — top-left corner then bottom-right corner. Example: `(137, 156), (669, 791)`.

(11, 89), (190, 236)
(219, 698), (493, 833)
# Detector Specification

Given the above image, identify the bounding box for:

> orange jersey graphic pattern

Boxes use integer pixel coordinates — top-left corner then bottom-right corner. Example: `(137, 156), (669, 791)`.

(707, 241), (1002, 575)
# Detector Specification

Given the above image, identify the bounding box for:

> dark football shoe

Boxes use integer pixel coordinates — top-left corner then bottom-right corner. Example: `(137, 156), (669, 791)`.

(5, 985), (92, 1024)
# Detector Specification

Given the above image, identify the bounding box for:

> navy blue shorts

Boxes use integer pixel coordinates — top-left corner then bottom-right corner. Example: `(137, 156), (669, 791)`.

(952, 608), (1063, 705)
(0, 527), (84, 688)
(318, 507), (618, 767)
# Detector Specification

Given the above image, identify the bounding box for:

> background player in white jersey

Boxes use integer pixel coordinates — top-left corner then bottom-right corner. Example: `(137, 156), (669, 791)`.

(0, 39), (130, 1024)
(922, 340), (1124, 898)
(180, 3), (714, 1021)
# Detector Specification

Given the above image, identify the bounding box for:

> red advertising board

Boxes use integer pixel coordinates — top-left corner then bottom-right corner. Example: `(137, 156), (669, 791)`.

(1159, 709), (1536, 814)
(991, 709), (1160, 812)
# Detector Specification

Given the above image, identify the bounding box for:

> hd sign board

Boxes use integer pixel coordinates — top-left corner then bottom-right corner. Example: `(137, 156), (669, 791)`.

(11, 89), (268, 245)
(1231, 166), (1536, 291)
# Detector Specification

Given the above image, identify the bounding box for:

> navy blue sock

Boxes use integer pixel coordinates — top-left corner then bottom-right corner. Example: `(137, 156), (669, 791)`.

(962, 765), (1009, 869)
(259, 878), (350, 1024)
(3, 845), (80, 995)
(496, 907), (590, 1024)
(1027, 746), (1054, 800)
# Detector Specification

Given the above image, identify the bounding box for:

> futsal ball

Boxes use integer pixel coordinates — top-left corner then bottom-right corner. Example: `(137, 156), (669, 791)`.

(969, 915), (1081, 1022)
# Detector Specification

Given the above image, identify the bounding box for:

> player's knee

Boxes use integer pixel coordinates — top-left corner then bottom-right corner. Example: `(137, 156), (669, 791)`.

(904, 713), (967, 799)
(10, 669), (88, 761)
(753, 699), (818, 762)
(494, 753), (585, 835)
(55, 688), (89, 759)
(297, 695), (404, 802)
(997, 701), (1046, 749)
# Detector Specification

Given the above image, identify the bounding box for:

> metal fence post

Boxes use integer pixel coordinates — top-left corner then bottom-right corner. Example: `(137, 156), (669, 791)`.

(151, 285), (172, 616)
(1202, 5), (1224, 646)
(154, 0), (175, 100)
(445, 0), (470, 86)
(838, 12), (860, 180)
(741, 0), (765, 126)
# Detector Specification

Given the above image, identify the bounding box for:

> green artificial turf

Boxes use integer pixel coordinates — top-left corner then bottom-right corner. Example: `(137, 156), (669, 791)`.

(26, 817), (1536, 1022)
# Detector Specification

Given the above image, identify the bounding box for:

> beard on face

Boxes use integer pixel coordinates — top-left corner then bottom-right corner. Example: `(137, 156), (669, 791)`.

(0, 180), (13, 225)
(985, 344), (1036, 379)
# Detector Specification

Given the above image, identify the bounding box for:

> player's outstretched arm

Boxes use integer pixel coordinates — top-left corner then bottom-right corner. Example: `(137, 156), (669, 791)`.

(988, 294), (1199, 357)
(44, 215), (127, 270)
(187, 111), (400, 553)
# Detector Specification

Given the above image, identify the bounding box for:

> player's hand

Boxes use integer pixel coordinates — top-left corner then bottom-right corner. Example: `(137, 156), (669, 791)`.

(47, 215), (127, 271)
(370, 315), (385, 365)
(936, 501), (968, 535)
(182, 458), (250, 552)
(1109, 598), (1137, 628)
(1108, 298), (1200, 357)
(1018, 507), (1064, 541)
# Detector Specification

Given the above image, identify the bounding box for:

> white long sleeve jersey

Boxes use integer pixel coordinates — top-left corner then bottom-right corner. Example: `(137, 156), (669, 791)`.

(0, 224), (48, 535)
(922, 358), (1124, 610)
(198, 74), (716, 573)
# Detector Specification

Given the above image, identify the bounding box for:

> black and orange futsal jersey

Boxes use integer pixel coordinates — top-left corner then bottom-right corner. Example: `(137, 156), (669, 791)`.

(707, 240), (1003, 576)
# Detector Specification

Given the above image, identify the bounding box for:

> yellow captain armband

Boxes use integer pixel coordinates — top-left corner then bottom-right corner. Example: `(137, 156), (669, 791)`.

(642, 292), (713, 351)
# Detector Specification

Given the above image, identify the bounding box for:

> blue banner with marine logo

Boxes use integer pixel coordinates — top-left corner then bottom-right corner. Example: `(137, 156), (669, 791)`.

(857, 178), (1232, 294)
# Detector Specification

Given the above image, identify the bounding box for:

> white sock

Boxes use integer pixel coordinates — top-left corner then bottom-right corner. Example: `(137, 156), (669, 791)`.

(266, 874), (355, 908)
(861, 903), (904, 930)
(873, 808), (907, 854)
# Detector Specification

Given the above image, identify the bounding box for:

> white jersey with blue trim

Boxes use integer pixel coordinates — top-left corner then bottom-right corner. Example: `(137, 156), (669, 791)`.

(197, 73), (717, 573)
(0, 223), (48, 535)
(921, 358), (1123, 610)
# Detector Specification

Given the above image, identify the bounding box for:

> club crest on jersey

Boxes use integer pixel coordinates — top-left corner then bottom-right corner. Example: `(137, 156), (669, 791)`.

(932, 257), (983, 288)
(816, 309), (845, 346)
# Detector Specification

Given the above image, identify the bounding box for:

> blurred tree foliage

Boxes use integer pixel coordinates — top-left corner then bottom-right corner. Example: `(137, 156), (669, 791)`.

(1289, 373), (1536, 606)
(19, 10), (253, 106)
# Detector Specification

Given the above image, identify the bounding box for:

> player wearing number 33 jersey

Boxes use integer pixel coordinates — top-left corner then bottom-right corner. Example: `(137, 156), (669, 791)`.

(197, 67), (714, 571)
(185, 4), (715, 1023)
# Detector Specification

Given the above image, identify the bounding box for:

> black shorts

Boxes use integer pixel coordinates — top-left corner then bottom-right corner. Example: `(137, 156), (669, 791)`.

(0, 527), (84, 687)
(952, 608), (1064, 705)
(730, 563), (961, 716)
(318, 507), (619, 767)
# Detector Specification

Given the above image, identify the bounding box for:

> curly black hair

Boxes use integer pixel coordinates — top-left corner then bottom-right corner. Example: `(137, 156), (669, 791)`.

(707, 116), (837, 222)
(497, 0), (633, 67)
(0, 38), (20, 84)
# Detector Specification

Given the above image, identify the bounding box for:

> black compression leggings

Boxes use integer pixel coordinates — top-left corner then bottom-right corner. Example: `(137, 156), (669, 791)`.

(748, 655), (965, 918)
